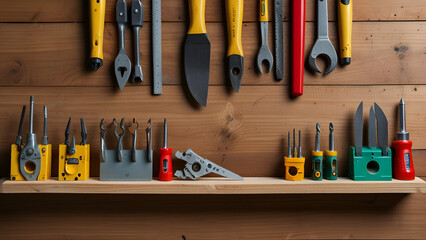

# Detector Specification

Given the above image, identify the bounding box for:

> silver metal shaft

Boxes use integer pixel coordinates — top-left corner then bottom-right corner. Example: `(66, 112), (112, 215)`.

(287, 131), (291, 158)
(29, 96), (34, 133)
(397, 98), (409, 140)
(163, 118), (167, 148)
(297, 130), (302, 158)
(315, 123), (320, 152)
(329, 122), (334, 151)
(292, 128), (296, 157)
(42, 106), (48, 145)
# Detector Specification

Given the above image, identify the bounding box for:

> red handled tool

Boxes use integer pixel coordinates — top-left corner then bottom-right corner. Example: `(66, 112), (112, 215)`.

(393, 99), (415, 180)
(292, 0), (305, 96)
(159, 118), (173, 181)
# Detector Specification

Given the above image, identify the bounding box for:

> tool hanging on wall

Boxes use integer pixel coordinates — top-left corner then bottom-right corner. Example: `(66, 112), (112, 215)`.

(338, 0), (352, 65)
(393, 99), (415, 180)
(89, 0), (106, 71)
(184, 0), (211, 107)
(11, 96), (51, 181)
(226, 0), (244, 93)
(152, 0), (162, 94)
(348, 102), (392, 181)
(308, 0), (337, 75)
(59, 117), (90, 181)
(159, 119), (173, 181)
(274, 0), (283, 80)
(284, 129), (305, 181)
(130, 0), (144, 83)
(100, 118), (153, 181)
(256, 0), (273, 74)
(292, 0), (305, 96)
(115, 0), (132, 90)
(312, 123), (323, 181)
(175, 149), (243, 180)
(324, 122), (338, 180)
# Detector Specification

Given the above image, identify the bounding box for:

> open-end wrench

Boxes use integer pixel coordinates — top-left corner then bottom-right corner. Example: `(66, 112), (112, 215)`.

(308, 0), (337, 75)
(256, 0), (273, 74)
(130, 0), (143, 83)
(114, 0), (132, 90)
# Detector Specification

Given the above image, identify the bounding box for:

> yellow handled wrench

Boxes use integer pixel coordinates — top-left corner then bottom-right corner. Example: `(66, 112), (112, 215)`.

(338, 0), (352, 65)
(90, 0), (106, 71)
(256, 0), (273, 74)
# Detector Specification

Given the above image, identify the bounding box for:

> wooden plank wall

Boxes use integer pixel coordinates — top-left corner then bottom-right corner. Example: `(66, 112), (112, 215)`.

(0, 0), (425, 239)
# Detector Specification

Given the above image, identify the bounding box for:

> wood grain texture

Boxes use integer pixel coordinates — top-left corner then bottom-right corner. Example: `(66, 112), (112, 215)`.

(0, 85), (425, 178)
(0, 0), (425, 22)
(0, 22), (425, 87)
(0, 193), (425, 239)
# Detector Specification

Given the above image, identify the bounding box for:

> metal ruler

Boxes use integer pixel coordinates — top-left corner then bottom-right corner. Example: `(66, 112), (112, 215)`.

(152, 0), (162, 94)
(274, 0), (283, 80)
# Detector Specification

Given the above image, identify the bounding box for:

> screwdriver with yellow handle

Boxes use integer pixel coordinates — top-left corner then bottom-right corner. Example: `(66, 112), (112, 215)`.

(338, 0), (352, 65)
(90, 0), (106, 71)
(324, 122), (338, 180)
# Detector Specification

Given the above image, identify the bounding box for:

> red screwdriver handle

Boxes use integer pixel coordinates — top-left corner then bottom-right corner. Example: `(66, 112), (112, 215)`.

(292, 0), (305, 97)
(159, 148), (173, 181)
(393, 140), (415, 180)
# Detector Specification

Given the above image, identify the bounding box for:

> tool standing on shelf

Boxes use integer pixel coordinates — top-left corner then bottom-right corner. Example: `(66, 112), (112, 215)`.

(159, 119), (173, 181)
(312, 123), (323, 181)
(393, 99), (415, 180)
(324, 123), (338, 180)
(130, 0), (144, 83)
(256, 0), (273, 74)
(338, 0), (352, 65)
(59, 117), (90, 181)
(284, 129), (305, 181)
(89, 0), (106, 71)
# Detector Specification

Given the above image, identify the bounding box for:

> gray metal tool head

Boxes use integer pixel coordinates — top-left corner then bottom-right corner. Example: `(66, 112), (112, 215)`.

(374, 103), (389, 156)
(329, 122), (334, 151)
(397, 98), (409, 140)
(130, 0), (144, 83)
(354, 102), (363, 157)
(257, 22), (273, 74)
(308, 0), (337, 75)
(114, 0), (131, 90)
(315, 123), (320, 152)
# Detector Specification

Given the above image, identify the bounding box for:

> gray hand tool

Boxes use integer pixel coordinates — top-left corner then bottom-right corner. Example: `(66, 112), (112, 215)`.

(315, 123), (320, 152)
(146, 118), (152, 162)
(42, 106), (48, 145)
(329, 123), (334, 151)
(100, 119), (107, 162)
(16, 105), (26, 151)
(20, 96), (41, 181)
(65, 117), (76, 155)
(152, 0), (162, 95)
(287, 131), (291, 158)
(297, 129), (302, 158)
(375, 103), (388, 156)
(114, 0), (132, 90)
(80, 118), (87, 145)
(256, 0), (273, 74)
(274, 0), (283, 80)
(368, 106), (376, 148)
(130, 0), (143, 83)
(175, 149), (243, 180)
(354, 102), (363, 157)
(128, 118), (139, 162)
(308, 0), (337, 75)
(114, 118), (126, 162)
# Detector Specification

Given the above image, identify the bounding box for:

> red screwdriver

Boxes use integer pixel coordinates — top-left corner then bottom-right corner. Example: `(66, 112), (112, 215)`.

(159, 118), (173, 181)
(393, 99), (415, 180)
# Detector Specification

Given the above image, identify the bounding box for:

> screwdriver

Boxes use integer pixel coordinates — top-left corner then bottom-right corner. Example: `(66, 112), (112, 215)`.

(338, 0), (352, 65)
(324, 122), (337, 180)
(312, 123), (323, 180)
(393, 99), (415, 180)
(159, 118), (173, 181)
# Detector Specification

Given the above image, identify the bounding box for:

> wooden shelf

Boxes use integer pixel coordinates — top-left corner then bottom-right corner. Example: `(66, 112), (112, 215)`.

(1, 177), (425, 194)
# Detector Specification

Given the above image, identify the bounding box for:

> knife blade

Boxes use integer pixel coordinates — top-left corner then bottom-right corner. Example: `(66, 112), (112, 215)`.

(374, 102), (389, 156)
(354, 102), (363, 157)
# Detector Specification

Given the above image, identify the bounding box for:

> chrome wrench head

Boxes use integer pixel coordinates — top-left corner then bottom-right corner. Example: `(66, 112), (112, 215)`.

(256, 22), (273, 74)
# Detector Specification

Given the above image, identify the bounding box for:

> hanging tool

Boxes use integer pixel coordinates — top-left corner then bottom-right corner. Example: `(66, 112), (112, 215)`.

(184, 0), (211, 107)
(292, 0), (305, 96)
(312, 123), (323, 181)
(130, 0), (143, 83)
(113, 118), (126, 162)
(175, 149), (243, 180)
(393, 99), (415, 180)
(256, 0), (273, 74)
(89, 0), (106, 71)
(284, 129), (305, 181)
(15, 105), (26, 151)
(159, 119), (173, 181)
(152, 0), (162, 94)
(59, 118), (90, 181)
(274, 0), (283, 80)
(128, 118), (139, 162)
(115, 0), (132, 90)
(308, 0), (337, 75)
(324, 122), (337, 180)
(348, 102), (392, 181)
(338, 0), (352, 65)
(226, 0), (244, 93)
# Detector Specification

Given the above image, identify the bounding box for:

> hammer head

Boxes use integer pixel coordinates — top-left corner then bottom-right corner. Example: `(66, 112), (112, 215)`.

(308, 39), (338, 75)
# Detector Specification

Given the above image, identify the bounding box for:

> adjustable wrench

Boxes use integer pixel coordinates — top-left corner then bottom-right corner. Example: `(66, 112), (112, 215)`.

(130, 0), (143, 83)
(308, 0), (337, 75)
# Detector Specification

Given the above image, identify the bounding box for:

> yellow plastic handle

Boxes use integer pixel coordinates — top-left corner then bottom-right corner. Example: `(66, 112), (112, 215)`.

(188, 0), (207, 34)
(338, 0), (352, 59)
(226, 0), (244, 56)
(90, 0), (106, 60)
(260, 0), (268, 22)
